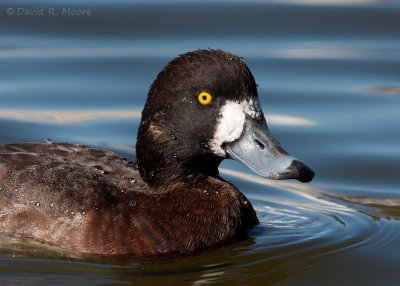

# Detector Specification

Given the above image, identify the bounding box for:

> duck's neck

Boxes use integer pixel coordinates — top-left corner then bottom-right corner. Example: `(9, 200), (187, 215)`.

(136, 122), (223, 188)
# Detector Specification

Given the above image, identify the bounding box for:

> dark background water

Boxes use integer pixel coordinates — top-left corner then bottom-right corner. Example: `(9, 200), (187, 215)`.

(0, 0), (400, 285)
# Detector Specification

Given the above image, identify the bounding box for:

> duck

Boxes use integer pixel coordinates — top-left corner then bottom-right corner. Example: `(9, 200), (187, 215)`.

(0, 49), (314, 256)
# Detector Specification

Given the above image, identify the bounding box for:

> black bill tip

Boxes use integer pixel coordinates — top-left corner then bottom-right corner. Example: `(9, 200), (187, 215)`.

(289, 160), (315, 183)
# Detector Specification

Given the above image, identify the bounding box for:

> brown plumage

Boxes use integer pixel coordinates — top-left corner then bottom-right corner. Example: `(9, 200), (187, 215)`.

(0, 143), (257, 255)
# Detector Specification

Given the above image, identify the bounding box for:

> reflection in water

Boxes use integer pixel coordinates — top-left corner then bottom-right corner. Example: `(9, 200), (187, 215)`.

(0, 109), (140, 123)
(364, 86), (400, 96)
(331, 195), (400, 220)
(0, 46), (397, 61)
(0, 109), (316, 126)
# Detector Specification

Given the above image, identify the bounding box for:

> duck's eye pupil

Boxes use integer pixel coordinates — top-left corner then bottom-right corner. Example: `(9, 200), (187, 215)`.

(198, 92), (212, 105)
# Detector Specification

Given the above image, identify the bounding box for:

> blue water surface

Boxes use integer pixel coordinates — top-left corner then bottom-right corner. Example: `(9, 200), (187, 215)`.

(0, 1), (399, 285)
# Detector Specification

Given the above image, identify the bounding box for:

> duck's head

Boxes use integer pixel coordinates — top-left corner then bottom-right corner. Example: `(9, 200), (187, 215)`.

(137, 49), (314, 187)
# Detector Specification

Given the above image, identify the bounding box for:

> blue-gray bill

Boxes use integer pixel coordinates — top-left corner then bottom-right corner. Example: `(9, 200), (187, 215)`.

(225, 115), (314, 183)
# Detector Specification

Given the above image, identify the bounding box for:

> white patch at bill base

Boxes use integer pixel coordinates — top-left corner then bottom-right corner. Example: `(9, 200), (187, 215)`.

(209, 98), (263, 156)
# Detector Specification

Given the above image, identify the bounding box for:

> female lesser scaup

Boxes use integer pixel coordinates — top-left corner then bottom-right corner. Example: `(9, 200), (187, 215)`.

(0, 49), (314, 256)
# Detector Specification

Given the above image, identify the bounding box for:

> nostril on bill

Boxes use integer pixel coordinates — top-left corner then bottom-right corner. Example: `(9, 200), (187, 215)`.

(254, 138), (265, 150)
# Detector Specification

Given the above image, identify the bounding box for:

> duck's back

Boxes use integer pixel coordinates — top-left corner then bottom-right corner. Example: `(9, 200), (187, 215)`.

(0, 143), (147, 252)
(0, 143), (145, 209)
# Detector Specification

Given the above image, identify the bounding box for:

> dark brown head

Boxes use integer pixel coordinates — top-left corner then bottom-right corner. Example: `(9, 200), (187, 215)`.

(136, 49), (314, 187)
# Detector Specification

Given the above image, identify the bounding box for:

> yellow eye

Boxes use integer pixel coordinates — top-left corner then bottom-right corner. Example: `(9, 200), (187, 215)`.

(198, 92), (212, 105)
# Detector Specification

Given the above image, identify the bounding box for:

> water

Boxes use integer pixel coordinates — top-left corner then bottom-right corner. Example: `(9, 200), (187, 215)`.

(0, 0), (400, 285)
